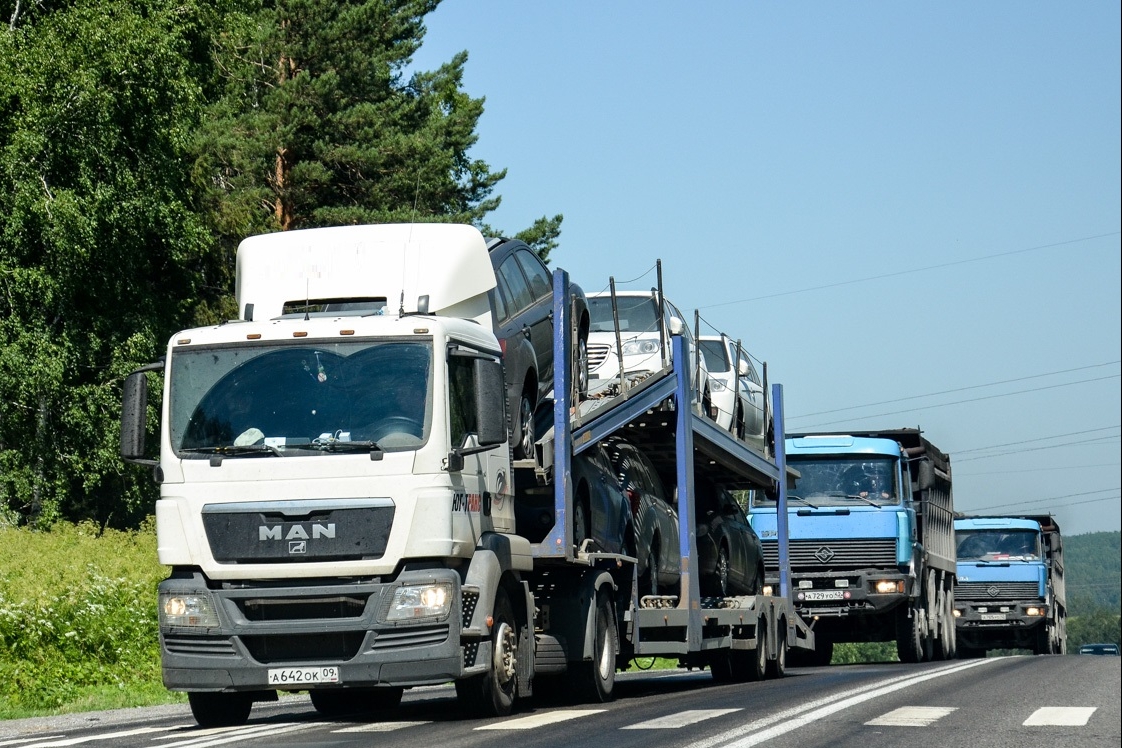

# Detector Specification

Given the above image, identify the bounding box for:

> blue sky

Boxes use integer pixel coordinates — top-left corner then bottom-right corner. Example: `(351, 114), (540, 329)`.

(411, 2), (1121, 537)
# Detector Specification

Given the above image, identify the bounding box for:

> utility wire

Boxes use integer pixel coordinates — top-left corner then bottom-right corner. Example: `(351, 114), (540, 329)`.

(793, 374), (1120, 428)
(700, 231), (1120, 309)
(953, 434), (1120, 463)
(953, 426), (1121, 455)
(959, 489), (1119, 513)
(790, 362), (1120, 420)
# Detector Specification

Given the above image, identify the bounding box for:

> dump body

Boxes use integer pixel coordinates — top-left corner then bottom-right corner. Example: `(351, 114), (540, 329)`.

(954, 514), (1066, 655)
(748, 428), (956, 663)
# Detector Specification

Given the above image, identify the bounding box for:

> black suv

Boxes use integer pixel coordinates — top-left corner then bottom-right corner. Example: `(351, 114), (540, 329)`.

(486, 237), (589, 459)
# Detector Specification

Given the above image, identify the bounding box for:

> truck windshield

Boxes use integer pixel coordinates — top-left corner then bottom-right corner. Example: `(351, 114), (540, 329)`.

(169, 339), (433, 455)
(751, 456), (899, 507)
(956, 530), (1040, 561)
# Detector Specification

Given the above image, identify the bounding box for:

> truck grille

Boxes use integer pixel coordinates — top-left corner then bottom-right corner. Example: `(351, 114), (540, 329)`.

(242, 632), (365, 663)
(761, 539), (897, 570)
(239, 595), (368, 621)
(955, 582), (1040, 601)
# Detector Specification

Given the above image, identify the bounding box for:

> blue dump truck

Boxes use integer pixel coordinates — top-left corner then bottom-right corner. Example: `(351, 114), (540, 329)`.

(953, 514), (1067, 656)
(748, 428), (957, 664)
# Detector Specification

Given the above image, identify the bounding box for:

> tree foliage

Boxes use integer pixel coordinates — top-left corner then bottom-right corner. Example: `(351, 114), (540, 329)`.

(1, 0), (555, 528)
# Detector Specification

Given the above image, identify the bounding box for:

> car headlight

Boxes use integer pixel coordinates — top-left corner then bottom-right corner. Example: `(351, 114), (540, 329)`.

(159, 593), (219, 628)
(386, 583), (453, 621)
(621, 340), (660, 356)
(709, 379), (728, 391)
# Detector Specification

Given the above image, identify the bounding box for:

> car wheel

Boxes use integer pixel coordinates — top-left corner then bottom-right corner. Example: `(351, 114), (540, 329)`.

(703, 543), (731, 597)
(575, 331), (590, 401)
(513, 391), (535, 460)
(573, 491), (591, 550)
(639, 542), (660, 598)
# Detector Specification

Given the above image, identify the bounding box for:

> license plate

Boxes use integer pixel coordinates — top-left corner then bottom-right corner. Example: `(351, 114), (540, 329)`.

(980, 613), (1007, 621)
(267, 666), (340, 686)
(802, 590), (845, 601)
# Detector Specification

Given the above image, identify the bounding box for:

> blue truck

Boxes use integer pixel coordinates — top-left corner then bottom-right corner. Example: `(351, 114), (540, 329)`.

(953, 514), (1067, 656)
(748, 428), (957, 664)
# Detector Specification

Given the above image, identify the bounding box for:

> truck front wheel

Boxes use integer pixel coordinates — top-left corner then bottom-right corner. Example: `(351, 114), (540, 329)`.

(896, 603), (928, 663)
(456, 588), (520, 716)
(188, 692), (253, 728)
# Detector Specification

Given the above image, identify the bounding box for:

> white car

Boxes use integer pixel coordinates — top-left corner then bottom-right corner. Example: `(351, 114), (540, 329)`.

(699, 335), (768, 450)
(586, 290), (713, 417)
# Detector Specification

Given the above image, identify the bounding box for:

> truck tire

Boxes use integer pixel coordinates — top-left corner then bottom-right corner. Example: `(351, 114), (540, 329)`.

(456, 588), (520, 716)
(188, 692), (253, 728)
(896, 604), (927, 663)
(733, 622), (767, 682)
(938, 583), (956, 660)
(574, 587), (617, 703)
(768, 618), (788, 679)
(1033, 625), (1054, 656)
(310, 687), (403, 717)
(708, 652), (734, 683)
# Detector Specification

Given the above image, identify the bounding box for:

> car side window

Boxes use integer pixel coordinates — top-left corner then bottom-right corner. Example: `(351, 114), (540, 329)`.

(497, 256), (534, 314)
(740, 353), (761, 386)
(514, 249), (552, 301)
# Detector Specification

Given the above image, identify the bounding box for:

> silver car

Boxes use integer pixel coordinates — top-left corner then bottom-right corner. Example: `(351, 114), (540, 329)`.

(699, 335), (768, 451)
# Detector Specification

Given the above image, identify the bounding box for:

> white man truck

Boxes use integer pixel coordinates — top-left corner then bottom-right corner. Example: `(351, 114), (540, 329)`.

(953, 514), (1066, 656)
(121, 223), (808, 727)
(748, 428), (957, 665)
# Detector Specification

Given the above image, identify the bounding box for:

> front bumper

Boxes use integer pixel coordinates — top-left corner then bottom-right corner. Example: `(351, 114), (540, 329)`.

(159, 569), (486, 692)
(786, 570), (913, 617)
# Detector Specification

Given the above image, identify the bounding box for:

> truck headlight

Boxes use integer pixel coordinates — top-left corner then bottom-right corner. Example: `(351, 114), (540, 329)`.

(875, 580), (904, 594)
(1025, 607), (1044, 617)
(953, 608), (962, 617)
(386, 583), (452, 621)
(159, 593), (219, 628)
(762, 585), (774, 597)
(621, 340), (659, 356)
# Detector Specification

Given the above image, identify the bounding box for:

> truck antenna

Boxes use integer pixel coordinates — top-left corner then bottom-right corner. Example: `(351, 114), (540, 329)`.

(304, 279), (310, 321)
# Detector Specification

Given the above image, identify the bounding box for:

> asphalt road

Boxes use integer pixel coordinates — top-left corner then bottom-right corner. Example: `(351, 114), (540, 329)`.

(0, 656), (1117, 748)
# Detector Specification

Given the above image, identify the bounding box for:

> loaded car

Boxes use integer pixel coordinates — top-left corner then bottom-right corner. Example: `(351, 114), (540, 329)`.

(486, 237), (590, 459)
(699, 335), (769, 450)
(695, 477), (765, 597)
(603, 436), (681, 597)
(513, 441), (633, 555)
(586, 289), (713, 418)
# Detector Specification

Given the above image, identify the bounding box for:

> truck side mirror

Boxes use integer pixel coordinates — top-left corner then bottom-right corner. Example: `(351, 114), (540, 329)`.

(916, 459), (935, 490)
(474, 358), (507, 447)
(121, 370), (155, 465)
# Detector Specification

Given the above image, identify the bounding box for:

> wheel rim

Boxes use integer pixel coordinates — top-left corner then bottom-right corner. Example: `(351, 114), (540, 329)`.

(576, 336), (589, 397)
(517, 394), (534, 458)
(493, 620), (518, 686)
(717, 546), (730, 596)
(573, 500), (589, 547)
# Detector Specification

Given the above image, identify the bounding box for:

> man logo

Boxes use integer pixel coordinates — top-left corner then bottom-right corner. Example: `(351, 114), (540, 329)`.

(289, 540), (307, 554)
(259, 523), (336, 541)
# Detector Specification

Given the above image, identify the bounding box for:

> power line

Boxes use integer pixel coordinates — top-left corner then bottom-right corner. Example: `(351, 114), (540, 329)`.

(794, 374), (1121, 429)
(959, 489), (1120, 513)
(955, 432), (1122, 462)
(953, 426), (1121, 455)
(700, 231), (1120, 309)
(955, 462), (1121, 477)
(790, 362), (1121, 420)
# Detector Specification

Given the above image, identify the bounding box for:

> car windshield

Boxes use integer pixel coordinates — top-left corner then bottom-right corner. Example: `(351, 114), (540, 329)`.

(751, 456), (898, 506)
(956, 530), (1040, 561)
(700, 339), (731, 373)
(170, 339), (433, 455)
(589, 295), (659, 333)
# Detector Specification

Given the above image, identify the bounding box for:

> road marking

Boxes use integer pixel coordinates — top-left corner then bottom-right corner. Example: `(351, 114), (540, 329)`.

(332, 721), (430, 733)
(475, 709), (606, 730)
(0, 739), (66, 747)
(624, 709), (743, 729)
(866, 706), (956, 726)
(680, 658), (997, 748)
(148, 722), (315, 747)
(7, 727), (177, 747)
(1023, 707), (1097, 726)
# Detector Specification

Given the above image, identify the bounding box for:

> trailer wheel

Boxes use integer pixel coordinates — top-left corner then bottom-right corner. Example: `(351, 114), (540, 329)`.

(575, 587), (617, 703)
(737, 622), (767, 682)
(708, 652), (734, 683)
(188, 692), (253, 728)
(456, 588), (519, 716)
(768, 619), (788, 678)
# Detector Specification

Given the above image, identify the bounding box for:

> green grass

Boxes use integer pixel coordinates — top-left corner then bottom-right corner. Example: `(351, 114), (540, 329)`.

(0, 519), (179, 719)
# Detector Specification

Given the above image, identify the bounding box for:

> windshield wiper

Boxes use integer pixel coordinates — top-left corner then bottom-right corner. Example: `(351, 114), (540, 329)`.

(787, 494), (820, 510)
(844, 493), (883, 508)
(288, 439), (384, 454)
(180, 444), (283, 458)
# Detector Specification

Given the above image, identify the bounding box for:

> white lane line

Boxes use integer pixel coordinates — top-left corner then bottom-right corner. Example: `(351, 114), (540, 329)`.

(0, 739), (66, 747)
(8, 727), (178, 747)
(865, 706), (956, 726)
(624, 709), (743, 729)
(475, 709), (606, 730)
(149, 722), (316, 748)
(333, 721), (431, 733)
(681, 658), (998, 748)
(1023, 707), (1097, 726)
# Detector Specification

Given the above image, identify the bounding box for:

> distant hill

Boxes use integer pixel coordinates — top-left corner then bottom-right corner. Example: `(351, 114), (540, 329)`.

(1065, 531), (1120, 614)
